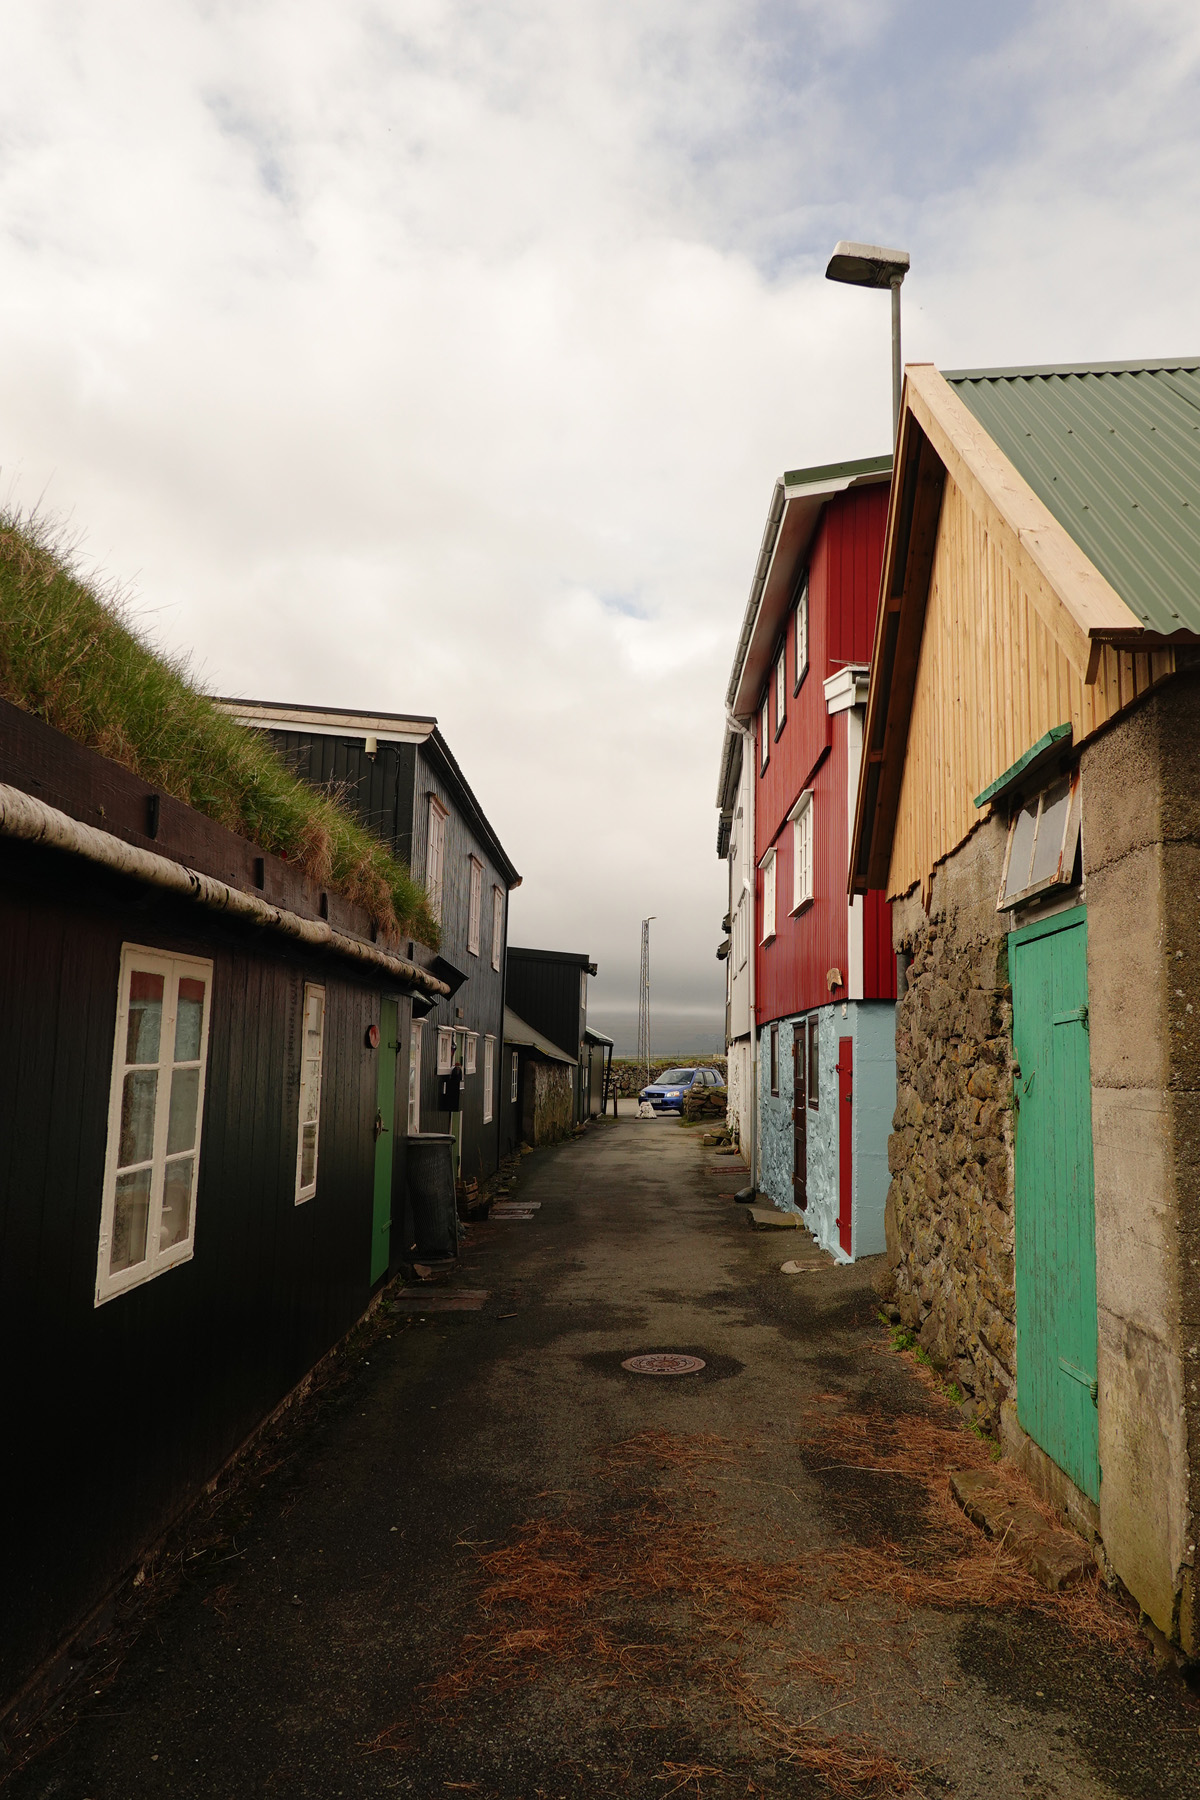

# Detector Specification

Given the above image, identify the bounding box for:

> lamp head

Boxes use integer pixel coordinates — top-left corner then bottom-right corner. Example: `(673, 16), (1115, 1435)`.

(825, 240), (910, 289)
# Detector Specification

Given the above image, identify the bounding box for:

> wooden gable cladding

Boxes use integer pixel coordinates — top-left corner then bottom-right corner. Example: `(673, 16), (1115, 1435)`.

(886, 470), (1175, 902)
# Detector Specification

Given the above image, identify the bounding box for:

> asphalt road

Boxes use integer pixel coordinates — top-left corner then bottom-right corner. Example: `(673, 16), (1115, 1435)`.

(10, 1116), (1198, 1799)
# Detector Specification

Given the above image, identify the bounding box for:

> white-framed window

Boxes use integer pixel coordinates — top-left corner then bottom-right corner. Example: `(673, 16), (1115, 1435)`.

(96, 945), (213, 1305)
(774, 646), (787, 734)
(510, 1050), (519, 1104)
(760, 849), (777, 942)
(408, 1020), (423, 1135)
(295, 982), (326, 1204)
(998, 772), (1082, 909)
(794, 576), (809, 691)
(437, 1027), (454, 1074)
(425, 795), (448, 922)
(759, 695), (770, 772)
(467, 856), (483, 956)
(465, 1032), (478, 1075)
(791, 792), (814, 912)
(483, 1036), (495, 1122)
(491, 885), (504, 972)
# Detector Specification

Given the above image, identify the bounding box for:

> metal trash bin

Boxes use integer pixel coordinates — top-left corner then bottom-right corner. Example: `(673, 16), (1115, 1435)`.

(406, 1134), (459, 1259)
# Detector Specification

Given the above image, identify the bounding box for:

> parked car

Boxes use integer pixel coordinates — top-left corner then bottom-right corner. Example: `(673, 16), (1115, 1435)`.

(638, 1067), (723, 1112)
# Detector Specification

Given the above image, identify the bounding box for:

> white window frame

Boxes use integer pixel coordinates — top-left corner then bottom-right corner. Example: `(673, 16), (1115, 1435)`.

(794, 576), (809, 691)
(295, 982), (326, 1204)
(491, 885), (504, 973)
(759, 695), (770, 772)
(759, 848), (777, 943)
(425, 795), (448, 923)
(467, 855), (483, 956)
(96, 944), (213, 1305)
(483, 1035), (495, 1123)
(437, 1027), (455, 1074)
(408, 1019), (423, 1135)
(510, 1049), (519, 1104)
(790, 791), (814, 912)
(465, 1032), (478, 1075)
(774, 645), (787, 734)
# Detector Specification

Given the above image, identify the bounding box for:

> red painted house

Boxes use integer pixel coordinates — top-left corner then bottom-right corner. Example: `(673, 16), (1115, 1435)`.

(718, 454), (896, 1259)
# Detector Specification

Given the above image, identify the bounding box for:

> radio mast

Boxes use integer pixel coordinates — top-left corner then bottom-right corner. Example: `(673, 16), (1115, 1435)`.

(637, 916), (655, 1083)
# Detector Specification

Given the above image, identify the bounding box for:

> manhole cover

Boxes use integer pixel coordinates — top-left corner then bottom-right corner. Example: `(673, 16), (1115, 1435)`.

(621, 1353), (706, 1376)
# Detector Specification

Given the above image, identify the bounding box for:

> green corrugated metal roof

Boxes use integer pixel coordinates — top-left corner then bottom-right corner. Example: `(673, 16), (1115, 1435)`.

(782, 452), (891, 489)
(944, 361), (1200, 636)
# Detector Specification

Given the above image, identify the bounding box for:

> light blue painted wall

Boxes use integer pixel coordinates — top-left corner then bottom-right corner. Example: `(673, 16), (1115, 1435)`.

(851, 1002), (897, 1258)
(756, 1001), (895, 1262)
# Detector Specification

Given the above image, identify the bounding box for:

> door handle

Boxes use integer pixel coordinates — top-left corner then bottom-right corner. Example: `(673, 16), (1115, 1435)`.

(373, 1111), (389, 1142)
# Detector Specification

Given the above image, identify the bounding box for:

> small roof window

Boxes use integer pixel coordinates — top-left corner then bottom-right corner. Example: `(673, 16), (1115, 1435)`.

(998, 772), (1081, 910)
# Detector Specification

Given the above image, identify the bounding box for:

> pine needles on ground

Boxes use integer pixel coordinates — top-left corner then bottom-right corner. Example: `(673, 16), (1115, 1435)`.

(0, 511), (438, 945)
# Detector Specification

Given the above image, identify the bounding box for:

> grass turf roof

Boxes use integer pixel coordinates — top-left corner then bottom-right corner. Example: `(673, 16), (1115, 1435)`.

(0, 512), (439, 949)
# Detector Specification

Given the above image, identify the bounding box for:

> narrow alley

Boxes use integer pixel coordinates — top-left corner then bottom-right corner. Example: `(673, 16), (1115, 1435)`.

(12, 1119), (1196, 1800)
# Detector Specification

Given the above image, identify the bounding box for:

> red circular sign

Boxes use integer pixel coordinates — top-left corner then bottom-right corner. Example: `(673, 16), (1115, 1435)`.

(366, 1023), (381, 1049)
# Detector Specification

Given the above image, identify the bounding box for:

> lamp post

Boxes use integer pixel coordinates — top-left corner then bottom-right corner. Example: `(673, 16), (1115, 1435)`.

(824, 240), (911, 443)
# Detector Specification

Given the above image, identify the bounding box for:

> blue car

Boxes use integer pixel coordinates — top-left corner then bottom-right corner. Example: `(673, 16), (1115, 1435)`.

(639, 1067), (723, 1112)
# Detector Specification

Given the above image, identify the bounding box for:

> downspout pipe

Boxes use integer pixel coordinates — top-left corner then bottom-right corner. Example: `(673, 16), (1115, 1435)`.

(724, 711), (758, 1195)
(0, 782), (451, 999)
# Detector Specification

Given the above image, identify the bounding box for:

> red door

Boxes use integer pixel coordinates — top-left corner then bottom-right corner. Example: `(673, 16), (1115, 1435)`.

(836, 1037), (853, 1255)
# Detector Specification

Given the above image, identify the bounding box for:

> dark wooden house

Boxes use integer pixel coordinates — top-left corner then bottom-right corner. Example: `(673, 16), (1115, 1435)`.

(218, 701), (521, 1191)
(504, 946), (599, 1130)
(0, 697), (447, 1723)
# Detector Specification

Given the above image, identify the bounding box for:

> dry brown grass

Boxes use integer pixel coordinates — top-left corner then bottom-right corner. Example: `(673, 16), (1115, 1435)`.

(794, 1404), (1139, 1656)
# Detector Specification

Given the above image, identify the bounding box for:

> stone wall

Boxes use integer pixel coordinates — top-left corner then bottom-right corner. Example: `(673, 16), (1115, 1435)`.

(529, 1063), (574, 1145)
(881, 813), (1018, 1427)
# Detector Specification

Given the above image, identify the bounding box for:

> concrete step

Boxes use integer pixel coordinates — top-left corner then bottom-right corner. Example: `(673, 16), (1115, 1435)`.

(949, 1467), (1092, 1591)
(745, 1206), (800, 1230)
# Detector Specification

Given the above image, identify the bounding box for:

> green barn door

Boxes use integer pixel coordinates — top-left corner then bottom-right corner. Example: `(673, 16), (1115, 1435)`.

(371, 998), (399, 1284)
(1010, 908), (1099, 1502)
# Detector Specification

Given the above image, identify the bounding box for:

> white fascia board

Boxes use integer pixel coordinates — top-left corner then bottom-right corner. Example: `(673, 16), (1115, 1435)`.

(823, 664), (871, 716)
(224, 704), (432, 745)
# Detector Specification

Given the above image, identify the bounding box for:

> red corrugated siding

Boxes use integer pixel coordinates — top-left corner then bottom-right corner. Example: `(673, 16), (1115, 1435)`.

(754, 482), (892, 1026)
(862, 887), (896, 1000)
(757, 715), (850, 1021)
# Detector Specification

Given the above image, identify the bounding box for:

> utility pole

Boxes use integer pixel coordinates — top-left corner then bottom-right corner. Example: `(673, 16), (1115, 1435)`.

(637, 916), (655, 1085)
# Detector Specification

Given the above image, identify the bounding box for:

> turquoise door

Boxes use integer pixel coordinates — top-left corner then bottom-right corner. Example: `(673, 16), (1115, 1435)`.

(370, 998), (398, 1285)
(1010, 907), (1100, 1502)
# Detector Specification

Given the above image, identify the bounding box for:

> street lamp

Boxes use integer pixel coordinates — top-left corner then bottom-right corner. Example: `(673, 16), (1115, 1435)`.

(825, 241), (911, 443)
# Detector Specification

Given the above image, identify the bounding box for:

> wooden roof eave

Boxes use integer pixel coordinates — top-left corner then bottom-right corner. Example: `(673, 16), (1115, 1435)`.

(850, 364), (1153, 897)
(850, 390), (946, 895)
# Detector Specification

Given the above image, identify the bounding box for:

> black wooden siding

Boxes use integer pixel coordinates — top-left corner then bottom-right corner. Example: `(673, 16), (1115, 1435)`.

(409, 745), (508, 1179)
(261, 729), (418, 872)
(0, 839), (406, 1705)
(505, 950), (587, 1064)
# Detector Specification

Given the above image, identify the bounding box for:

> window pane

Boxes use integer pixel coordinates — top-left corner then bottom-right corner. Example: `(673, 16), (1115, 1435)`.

(808, 1018), (819, 1108)
(110, 1168), (151, 1273)
(119, 1069), (158, 1166)
(1030, 777), (1072, 887)
(126, 971), (164, 1064)
(1006, 802), (1038, 896)
(300, 1120), (318, 1190)
(160, 1156), (194, 1250)
(167, 1066), (200, 1154)
(174, 977), (207, 1061)
(301, 1060), (321, 1124)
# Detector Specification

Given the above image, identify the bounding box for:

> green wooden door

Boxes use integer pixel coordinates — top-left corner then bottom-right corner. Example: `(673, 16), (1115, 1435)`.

(1010, 907), (1100, 1502)
(371, 998), (398, 1285)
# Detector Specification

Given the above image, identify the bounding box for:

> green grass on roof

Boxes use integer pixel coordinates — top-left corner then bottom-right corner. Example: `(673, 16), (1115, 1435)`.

(0, 512), (439, 949)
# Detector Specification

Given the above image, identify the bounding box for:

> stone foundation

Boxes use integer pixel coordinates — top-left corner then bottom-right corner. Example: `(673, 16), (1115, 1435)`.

(880, 814), (1017, 1428)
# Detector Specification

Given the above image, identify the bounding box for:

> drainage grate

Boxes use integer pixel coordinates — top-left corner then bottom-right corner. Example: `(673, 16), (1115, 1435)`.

(621, 1353), (706, 1376)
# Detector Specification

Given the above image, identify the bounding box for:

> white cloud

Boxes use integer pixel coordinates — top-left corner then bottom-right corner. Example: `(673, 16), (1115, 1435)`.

(3, 0), (1200, 1049)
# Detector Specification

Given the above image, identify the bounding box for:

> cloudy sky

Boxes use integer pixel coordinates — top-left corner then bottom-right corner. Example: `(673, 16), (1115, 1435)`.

(2, 1), (1199, 1050)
